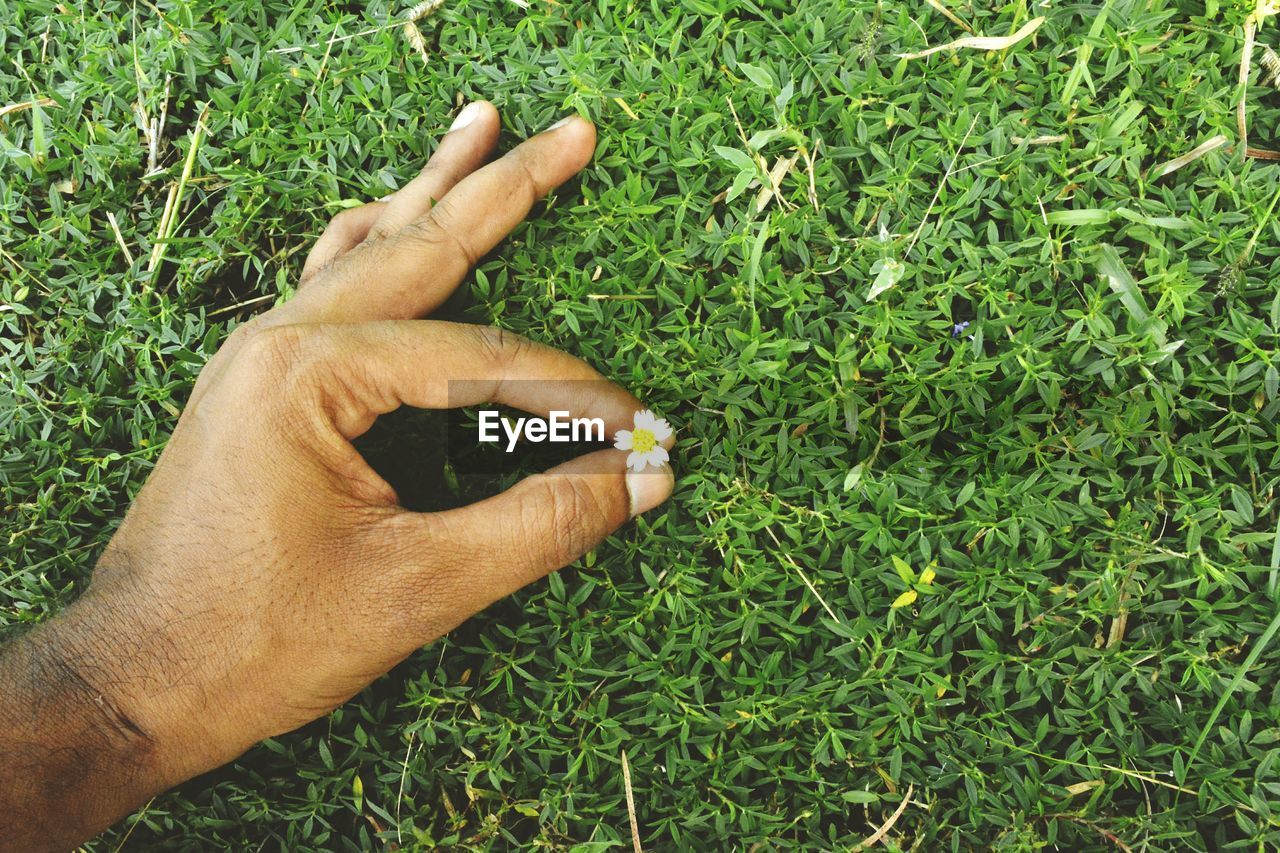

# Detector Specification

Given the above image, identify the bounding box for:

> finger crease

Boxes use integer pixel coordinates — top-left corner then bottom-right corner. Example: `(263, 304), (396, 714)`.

(510, 155), (545, 212)
(428, 218), (480, 268)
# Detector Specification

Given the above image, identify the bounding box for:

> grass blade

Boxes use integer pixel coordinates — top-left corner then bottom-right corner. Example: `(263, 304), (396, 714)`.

(1179, 604), (1280, 782)
(1270, 514), (1279, 601)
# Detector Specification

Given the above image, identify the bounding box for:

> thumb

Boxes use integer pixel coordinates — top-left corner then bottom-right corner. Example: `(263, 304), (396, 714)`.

(418, 449), (674, 615)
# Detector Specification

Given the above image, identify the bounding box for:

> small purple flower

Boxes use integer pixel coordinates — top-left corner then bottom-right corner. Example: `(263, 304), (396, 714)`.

(951, 321), (970, 338)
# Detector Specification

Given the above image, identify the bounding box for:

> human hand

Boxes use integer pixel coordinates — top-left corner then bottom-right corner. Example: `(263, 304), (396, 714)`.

(0, 102), (673, 849)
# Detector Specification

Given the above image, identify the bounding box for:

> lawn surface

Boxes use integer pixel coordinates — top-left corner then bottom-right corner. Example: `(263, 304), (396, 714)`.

(3, 0), (1280, 848)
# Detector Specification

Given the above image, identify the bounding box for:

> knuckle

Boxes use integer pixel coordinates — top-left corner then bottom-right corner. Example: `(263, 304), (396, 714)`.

(312, 207), (372, 257)
(504, 150), (543, 209)
(366, 214), (399, 242)
(402, 204), (479, 267)
(329, 206), (361, 232)
(235, 324), (329, 394)
(469, 325), (533, 372)
(497, 327), (534, 366)
(239, 323), (304, 371)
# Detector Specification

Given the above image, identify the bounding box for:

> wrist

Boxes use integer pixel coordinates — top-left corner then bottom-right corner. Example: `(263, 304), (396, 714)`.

(0, 606), (165, 849)
(43, 580), (251, 786)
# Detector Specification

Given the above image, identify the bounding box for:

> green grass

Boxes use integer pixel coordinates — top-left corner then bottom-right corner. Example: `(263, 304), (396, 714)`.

(4, 0), (1280, 848)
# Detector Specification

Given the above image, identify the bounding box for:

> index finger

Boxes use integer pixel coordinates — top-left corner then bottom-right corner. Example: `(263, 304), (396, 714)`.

(276, 319), (643, 442)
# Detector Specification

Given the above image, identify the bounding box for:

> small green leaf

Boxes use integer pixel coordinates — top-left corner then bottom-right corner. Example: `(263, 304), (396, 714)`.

(1045, 209), (1111, 226)
(1097, 244), (1148, 321)
(727, 168), (755, 201)
(1115, 207), (1190, 229)
(737, 61), (776, 91)
(843, 463), (864, 492)
(1097, 244), (1168, 346)
(714, 145), (757, 173)
(746, 127), (787, 150)
(1230, 486), (1255, 523)
(1106, 101), (1144, 136)
(30, 104), (47, 166)
(868, 258), (906, 301)
(1060, 3), (1110, 105)
(891, 555), (916, 584)
(775, 79), (795, 111)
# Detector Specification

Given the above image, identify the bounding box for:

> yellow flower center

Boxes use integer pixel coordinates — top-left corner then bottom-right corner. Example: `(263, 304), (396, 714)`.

(631, 428), (656, 453)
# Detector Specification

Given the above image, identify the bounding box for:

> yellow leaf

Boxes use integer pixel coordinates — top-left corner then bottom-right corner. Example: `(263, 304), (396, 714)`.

(891, 589), (918, 609)
(1064, 780), (1104, 797)
(920, 567), (936, 585)
(613, 96), (640, 121)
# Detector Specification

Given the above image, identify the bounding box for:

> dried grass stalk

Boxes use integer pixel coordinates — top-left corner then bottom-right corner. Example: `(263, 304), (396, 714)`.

(898, 16), (1044, 61)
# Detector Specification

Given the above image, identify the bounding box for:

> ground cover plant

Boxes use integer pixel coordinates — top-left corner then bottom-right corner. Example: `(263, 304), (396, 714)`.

(3, 0), (1280, 848)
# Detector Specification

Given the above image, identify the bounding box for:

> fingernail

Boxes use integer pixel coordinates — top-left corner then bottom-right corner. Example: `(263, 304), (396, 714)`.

(626, 464), (674, 518)
(449, 101), (484, 133)
(546, 115), (576, 132)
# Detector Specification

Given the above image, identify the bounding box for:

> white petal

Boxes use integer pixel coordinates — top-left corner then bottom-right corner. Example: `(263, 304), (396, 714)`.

(633, 409), (657, 431)
(625, 448), (669, 471)
(613, 430), (633, 450)
(650, 419), (673, 441)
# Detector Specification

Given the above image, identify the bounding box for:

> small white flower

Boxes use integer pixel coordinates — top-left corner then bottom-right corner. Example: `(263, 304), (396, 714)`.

(613, 409), (673, 472)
